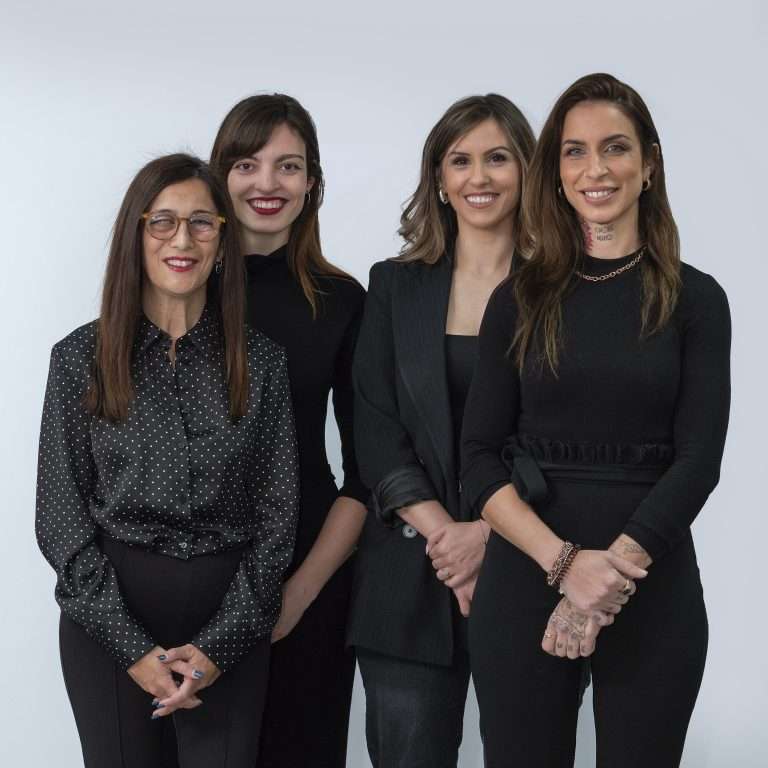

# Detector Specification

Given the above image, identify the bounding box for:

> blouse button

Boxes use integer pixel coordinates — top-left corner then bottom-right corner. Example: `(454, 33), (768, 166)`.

(402, 525), (418, 539)
(179, 541), (188, 549)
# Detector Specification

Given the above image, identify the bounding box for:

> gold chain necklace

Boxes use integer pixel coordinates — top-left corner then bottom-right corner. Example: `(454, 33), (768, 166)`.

(575, 246), (646, 282)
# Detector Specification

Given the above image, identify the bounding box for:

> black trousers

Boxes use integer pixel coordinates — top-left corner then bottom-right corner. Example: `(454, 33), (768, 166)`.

(357, 646), (472, 768)
(59, 538), (271, 768)
(256, 558), (357, 768)
(469, 478), (708, 768)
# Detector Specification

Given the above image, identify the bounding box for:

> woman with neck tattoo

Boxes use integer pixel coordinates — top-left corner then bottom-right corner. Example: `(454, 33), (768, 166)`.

(461, 73), (730, 767)
(348, 94), (535, 767)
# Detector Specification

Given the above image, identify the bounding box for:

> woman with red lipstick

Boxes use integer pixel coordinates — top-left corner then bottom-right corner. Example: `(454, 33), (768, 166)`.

(35, 154), (299, 768)
(461, 73), (731, 766)
(348, 94), (535, 767)
(210, 94), (368, 768)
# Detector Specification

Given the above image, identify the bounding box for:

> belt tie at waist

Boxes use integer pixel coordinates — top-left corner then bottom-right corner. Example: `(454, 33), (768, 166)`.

(500, 435), (673, 505)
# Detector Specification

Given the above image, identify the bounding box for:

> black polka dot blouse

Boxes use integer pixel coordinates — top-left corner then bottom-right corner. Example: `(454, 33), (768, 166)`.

(35, 305), (299, 672)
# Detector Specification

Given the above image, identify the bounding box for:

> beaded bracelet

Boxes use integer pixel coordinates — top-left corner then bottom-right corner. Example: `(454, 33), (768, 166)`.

(546, 541), (581, 589)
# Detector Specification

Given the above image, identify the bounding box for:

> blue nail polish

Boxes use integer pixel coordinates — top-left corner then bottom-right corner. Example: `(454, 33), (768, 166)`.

(151, 712), (160, 720)
(157, 654), (167, 661)
(193, 670), (204, 679)
(152, 702), (165, 709)
(152, 698), (159, 705)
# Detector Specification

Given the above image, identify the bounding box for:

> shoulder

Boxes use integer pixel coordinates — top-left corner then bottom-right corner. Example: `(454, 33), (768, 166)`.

(368, 256), (441, 292)
(244, 325), (288, 371)
(678, 262), (730, 320)
(50, 321), (98, 380)
(313, 271), (366, 311)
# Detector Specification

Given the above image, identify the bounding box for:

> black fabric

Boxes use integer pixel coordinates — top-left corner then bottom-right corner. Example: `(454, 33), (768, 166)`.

(59, 538), (272, 768)
(244, 245), (366, 768)
(462, 258), (731, 561)
(349, 256), (464, 666)
(357, 646), (471, 768)
(461, 257), (729, 764)
(371, 463), (438, 526)
(445, 334), (478, 469)
(36, 305), (299, 671)
(470, 481), (707, 767)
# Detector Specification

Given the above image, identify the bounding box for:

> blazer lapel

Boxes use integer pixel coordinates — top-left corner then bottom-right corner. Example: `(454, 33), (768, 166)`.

(393, 257), (456, 494)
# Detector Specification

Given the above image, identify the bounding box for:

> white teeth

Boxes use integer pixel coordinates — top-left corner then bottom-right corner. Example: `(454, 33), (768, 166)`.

(466, 194), (496, 204)
(584, 189), (615, 199)
(166, 259), (194, 267)
(252, 200), (285, 209)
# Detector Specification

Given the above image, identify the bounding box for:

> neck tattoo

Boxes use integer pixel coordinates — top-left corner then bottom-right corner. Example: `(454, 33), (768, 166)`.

(594, 224), (615, 242)
(580, 218), (594, 251)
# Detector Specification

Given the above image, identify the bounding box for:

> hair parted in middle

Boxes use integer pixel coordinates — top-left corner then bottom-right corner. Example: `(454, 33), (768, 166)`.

(210, 93), (352, 316)
(85, 153), (249, 423)
(513, 72), (682, 374)
(397, 93), (536, 265)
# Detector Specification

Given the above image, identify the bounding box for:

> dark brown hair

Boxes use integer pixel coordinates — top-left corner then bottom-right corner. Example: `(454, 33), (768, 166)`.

(86, 153), (249, 422)
(210, 93), (350, 315)
(398, 94), (536, 264)
(514, 72), (681, 372)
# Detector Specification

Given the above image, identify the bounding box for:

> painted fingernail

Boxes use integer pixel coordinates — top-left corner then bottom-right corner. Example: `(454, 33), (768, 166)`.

(152, 698), (159, 705)
(151, 712), (160, 720)
(152, 702), (165, 709)
(157, 654), (167, 661)
(193, 670), (204, 679)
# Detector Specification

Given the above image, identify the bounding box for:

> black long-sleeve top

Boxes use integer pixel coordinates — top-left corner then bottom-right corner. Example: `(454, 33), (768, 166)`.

(36, 306), (299, 671)
(461, 255), (731, 561)
(245, 246), (367, 565)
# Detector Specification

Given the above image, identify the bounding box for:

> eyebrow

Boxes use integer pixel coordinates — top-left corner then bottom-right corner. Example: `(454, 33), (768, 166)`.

(447, 145), (513, 156)
(149, 208), (218, 215)
(562, 133), (633, 146)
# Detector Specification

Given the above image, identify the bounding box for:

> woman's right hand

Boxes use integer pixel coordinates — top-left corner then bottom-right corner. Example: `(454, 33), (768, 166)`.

(127, 646), (202, 715)
(559, 549), (646, 614)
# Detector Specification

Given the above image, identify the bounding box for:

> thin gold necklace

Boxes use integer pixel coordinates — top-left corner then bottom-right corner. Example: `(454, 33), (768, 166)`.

(575, 246), (646, 283)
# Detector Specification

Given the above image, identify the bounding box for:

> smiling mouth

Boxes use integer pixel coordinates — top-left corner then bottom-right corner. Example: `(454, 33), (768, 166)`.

(582, 188), (618, 201)
(164, 257), (198, 272)
(248, 197), (288, 216)
(465, 193), (499, 208)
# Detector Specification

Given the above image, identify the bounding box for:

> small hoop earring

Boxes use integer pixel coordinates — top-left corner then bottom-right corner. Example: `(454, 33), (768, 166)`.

(215, 260), (223, 274)
(557, 184), (563, 197)
(438, 187), (449, 205)
(305, 190), (311, 203)
(642, 178), (651, 192)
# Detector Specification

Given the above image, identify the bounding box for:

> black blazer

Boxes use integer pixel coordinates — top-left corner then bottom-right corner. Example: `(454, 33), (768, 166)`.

(347, 255), (471, 666)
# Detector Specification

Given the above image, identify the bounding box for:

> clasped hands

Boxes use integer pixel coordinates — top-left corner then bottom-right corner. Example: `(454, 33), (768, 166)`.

(426, 520), (488, 617)
(541, 549), (648, 659)
(127, 643), (221, 718)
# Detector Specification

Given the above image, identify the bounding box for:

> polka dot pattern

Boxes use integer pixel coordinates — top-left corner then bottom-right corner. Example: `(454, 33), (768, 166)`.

(36, 306), (299, 671)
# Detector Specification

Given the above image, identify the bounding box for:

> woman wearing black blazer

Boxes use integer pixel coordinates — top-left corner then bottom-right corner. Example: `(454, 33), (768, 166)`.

(347, 95), (535, 767)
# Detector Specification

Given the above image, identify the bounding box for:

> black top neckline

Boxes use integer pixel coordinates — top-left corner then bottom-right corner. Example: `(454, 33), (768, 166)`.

(245, 244), (288, 276)
(579, 247), (644, 276)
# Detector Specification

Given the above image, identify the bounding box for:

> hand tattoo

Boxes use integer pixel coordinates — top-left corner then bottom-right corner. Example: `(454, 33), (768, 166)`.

(550, 599), (588, 640)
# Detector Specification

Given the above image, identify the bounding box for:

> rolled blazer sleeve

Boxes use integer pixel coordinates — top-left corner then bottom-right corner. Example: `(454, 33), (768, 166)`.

(353, 261), (437, 525)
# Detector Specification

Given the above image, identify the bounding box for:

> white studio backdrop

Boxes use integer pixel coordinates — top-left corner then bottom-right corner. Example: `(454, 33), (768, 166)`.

(2, 1), (765, 765)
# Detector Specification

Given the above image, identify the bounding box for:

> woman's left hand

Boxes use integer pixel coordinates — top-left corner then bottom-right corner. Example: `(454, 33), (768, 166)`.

(541, 598), (613, 659)
(271, 576), (313, 643)
(427, 520), (488, 588)
(154, 644), (222, 716)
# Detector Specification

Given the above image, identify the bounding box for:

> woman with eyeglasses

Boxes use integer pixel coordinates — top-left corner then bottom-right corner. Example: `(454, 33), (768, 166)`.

(461, 73), (731, 766)
(36, 153), (299, 768)
(210, 94), (368, 768)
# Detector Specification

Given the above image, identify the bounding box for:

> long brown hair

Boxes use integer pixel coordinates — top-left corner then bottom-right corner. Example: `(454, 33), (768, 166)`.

(514, 73), (681, 372)
(210, 93), (350, 315)
(398, 94), (535, 264)
(86, 153), (249, 422)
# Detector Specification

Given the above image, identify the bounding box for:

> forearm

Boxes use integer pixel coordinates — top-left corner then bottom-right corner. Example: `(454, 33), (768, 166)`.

(397, 499), (453, 538)
(481, 483), (562, 572)
(608, 533), (652, 569)
(288, 496), (367, 603)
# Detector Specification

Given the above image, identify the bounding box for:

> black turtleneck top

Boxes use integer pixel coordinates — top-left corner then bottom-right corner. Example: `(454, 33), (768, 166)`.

(461, 253), (731, 560)
(245, 245), (368, 564)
